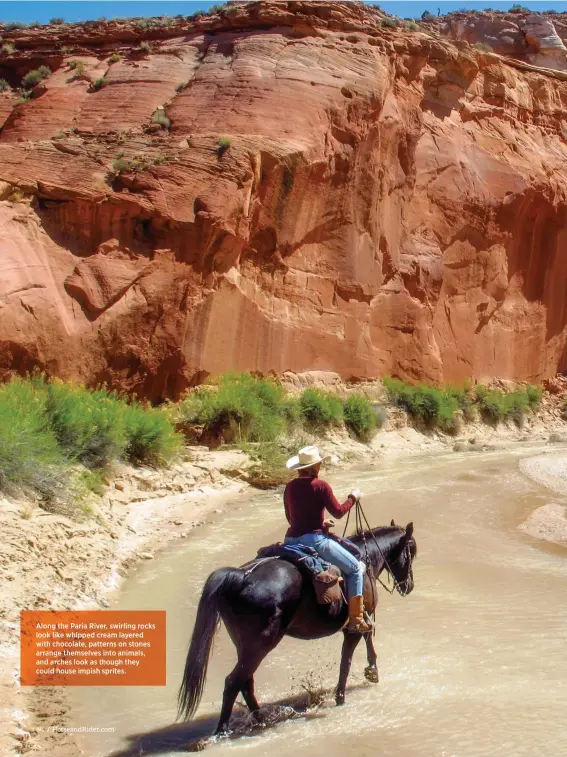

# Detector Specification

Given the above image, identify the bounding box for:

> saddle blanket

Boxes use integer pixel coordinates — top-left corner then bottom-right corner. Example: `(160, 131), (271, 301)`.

(256, 542), (344, 605)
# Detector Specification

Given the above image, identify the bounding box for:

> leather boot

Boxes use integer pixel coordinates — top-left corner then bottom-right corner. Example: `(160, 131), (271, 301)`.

(346, 595), (372, 634)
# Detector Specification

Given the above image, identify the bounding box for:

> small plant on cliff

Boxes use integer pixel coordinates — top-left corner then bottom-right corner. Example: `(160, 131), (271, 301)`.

(90, 77), (106, 91)
(510, 4), (529, 12)
(68, 59), (85, 72)
(344, 394), (378, 442)
(108, 53), (121, 63)
(176, 81), (188, 92)
(112, 157), (134, 173)
(0, 78), (9, 91)
(151, 108), (170, 128)
(299, 388), (344, 429)
(381, 16), (399, 28)
(473, 42), (493, 52)
(5, 21), (28, 31)
(21, 66), (51, 89)
(208, 3), (229, 14)
(49, 17), (65, 25)
(404, 21), (420, 30)
(1, 42), (16, 55)
(140, 40), (152, 52)
(217, 135), (231, 156)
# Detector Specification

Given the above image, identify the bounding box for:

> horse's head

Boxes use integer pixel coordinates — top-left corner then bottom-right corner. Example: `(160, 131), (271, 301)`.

(387, 521), (416, 597)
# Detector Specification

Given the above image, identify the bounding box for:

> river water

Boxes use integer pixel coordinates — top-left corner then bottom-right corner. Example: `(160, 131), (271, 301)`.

(69, 445), (567, 757)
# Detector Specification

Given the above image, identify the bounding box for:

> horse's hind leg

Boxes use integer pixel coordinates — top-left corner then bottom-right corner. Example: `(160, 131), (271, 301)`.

(363, 632), (379, 683)
(335, 631), (363, 706)
(241, 677), (260, 714)
(216, 635), (283, 735)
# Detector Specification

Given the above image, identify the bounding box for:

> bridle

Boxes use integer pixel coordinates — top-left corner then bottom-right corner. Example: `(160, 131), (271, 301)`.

(342, 499), (413, 597)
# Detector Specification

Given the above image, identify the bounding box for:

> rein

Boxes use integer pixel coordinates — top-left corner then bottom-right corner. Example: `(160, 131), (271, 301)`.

(342, 500), (411, 597)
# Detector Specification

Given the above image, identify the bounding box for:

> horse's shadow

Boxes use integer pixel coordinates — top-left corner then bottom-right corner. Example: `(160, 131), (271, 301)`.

(107, 683), (371, 756)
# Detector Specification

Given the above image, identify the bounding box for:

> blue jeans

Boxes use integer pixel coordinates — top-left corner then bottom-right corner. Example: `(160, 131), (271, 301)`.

(284, 533), (365, 597)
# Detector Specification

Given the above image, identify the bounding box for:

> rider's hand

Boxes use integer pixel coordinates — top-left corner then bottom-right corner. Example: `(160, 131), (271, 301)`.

(349, 488), (362, 502)
(323, 518), (335, 530)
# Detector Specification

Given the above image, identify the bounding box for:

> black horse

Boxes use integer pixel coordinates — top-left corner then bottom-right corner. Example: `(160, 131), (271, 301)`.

(178, 521), (416, 735)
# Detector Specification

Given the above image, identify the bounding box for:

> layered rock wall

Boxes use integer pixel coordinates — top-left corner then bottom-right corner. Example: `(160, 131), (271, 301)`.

(1, 2), (567, 399)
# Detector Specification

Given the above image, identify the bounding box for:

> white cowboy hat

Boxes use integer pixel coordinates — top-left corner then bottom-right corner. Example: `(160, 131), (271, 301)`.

(286, 445), (330, 470)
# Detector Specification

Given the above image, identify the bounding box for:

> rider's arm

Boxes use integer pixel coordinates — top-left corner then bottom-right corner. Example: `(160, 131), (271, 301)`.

(283, 482), (292, 525)
(315, 480), (355, 519)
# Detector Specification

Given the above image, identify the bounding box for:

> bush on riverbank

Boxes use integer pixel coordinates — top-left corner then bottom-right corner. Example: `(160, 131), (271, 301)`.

(383, 377), (461, 433)
(343, 393), (377, 441)
(383, 376), (542, 430)
(178, 375), (379, 444)
(0, 377), (181, 503)
(475, 385), (541, 426)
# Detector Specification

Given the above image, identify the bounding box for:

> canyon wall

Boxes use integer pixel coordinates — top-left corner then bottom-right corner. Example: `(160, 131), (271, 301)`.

(1, 2), (567, 399)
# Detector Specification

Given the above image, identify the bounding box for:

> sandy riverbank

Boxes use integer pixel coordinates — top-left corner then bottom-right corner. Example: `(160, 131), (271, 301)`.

(2, 407), (567, 756)
(519, 453), (567, 545)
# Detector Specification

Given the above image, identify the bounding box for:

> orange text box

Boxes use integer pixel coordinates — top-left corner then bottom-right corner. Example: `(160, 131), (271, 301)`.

(21, 610), (166, 686)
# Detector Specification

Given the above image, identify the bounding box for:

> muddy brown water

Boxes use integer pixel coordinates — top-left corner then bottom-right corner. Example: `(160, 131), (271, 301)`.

(69, 446), (567, 757)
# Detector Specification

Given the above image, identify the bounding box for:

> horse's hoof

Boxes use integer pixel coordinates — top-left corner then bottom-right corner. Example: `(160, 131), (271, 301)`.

(364, 665), (379, 684)
(335, 694), (345, 706)
(185, 737), (210, 751)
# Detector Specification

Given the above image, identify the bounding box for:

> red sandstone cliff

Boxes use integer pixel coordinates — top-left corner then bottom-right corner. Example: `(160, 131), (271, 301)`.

(1, 1), (567, 400)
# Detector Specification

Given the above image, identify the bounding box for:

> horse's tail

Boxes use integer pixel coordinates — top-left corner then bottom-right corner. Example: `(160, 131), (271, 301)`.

(177, 567), (245, 721)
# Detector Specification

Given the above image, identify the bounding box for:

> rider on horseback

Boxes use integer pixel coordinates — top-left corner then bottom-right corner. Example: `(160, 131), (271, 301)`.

(284, 445), (372, 634)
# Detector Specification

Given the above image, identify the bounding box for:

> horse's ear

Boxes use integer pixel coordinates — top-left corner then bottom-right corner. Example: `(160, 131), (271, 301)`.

(405, 522), (414, 539)
(390, 518), (396, 527)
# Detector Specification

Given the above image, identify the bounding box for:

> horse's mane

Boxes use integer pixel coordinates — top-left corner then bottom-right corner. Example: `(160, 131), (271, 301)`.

(349, 525), (405, 551)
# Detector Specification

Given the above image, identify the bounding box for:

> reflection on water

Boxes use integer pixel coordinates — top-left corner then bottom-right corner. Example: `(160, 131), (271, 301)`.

(69, 446), (567, 757)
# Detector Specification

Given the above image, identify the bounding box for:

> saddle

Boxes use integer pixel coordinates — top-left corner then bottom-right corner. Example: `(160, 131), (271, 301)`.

(257, 543), (344, 605)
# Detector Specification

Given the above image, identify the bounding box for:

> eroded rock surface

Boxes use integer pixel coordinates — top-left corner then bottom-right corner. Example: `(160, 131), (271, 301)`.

(2, 2), (567, 399)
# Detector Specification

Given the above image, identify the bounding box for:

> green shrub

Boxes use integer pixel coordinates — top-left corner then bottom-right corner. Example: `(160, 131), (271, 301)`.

(50, 17), (65, 25)
(445, 383), (474, 420)
(5, 22), (27, 31)
(122, 402), (180, 465)
(90, 77), (105, 91)
(140, 40), (152, 52)
(68, 60), (85, 72)
(473, 42), (493, 51)
(344, 394), (377, 441)
(109, 53), (121, 63)
(510, 4), (529, 12)
(1, 42), (16, 54)
(179, 373), (287, 443)
(381, 17), (399, 27)
(0, 378), (65, 500)
(217, 135), (231, 150)
(22, 66), (51, 89)
(383, 377), (459, 432)
(45, 382), (127, 469)
(151, 109), (170, 128)
(404, 21), (420, 30)
(525, 384), (543, 409)
(475, 385), (534, 427)
(0, 78), (9, 91)
(299, 388), (343, 428)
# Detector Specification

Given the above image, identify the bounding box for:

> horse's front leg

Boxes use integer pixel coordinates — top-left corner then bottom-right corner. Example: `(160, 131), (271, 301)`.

(335, 631), (363, 706)
(363, 632), (379, 683)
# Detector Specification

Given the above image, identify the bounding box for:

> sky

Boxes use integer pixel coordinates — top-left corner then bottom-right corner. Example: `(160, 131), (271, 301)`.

(1, 0), (567, 24)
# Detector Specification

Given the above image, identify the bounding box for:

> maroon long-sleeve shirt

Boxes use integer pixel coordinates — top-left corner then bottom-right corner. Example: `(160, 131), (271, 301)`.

(283, 474), (355, 538)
